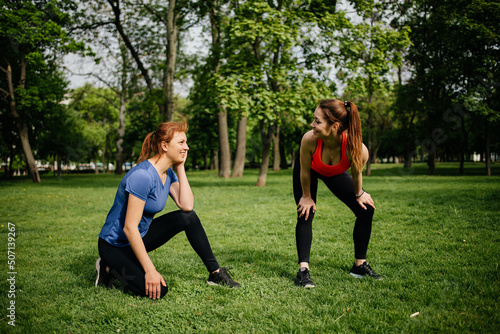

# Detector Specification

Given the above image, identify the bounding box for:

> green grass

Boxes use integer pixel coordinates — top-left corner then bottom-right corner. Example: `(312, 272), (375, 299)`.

(1, 162), (499, 333)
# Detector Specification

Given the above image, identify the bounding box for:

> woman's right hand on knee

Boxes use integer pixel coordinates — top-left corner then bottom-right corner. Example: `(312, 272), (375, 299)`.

(297, 197), (316, 220)
(145, 270), (167, 300)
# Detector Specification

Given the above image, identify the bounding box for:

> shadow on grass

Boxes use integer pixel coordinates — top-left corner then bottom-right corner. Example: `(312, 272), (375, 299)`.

(212, 246), (300, 284)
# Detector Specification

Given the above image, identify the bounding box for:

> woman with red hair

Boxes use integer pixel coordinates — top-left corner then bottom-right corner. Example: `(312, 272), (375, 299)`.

(96, 121), (239, 299)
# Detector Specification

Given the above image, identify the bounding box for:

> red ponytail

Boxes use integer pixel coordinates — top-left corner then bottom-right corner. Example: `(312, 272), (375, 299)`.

(138, 132), (155, 163)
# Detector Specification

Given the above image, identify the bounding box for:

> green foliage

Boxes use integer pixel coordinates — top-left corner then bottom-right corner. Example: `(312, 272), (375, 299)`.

(0, 0), (86, 173)
(390, 0), (500, 169)
(65, 85), (119, 163)
(337, 0), (411, 98)
(187, 0), (341, 169)
(123, 93), (162, 162)
(2, 0), (499, 177)
(0, 164), (499, 332)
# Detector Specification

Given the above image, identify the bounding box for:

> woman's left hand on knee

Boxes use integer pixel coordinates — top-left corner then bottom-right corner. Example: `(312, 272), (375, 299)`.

(357, 192), (376, 210)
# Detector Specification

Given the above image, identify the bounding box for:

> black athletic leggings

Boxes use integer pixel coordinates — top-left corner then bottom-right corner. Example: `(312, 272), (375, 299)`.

(98, 210), (219, 298)
(293, 156), (374, 263)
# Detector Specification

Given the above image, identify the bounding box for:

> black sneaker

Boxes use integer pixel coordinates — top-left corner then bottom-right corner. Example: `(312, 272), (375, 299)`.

(95, 258), (116, 288)
(207, 267), (240, 288)
(295, 267), (315, 288)
(349, 262), (382, 279)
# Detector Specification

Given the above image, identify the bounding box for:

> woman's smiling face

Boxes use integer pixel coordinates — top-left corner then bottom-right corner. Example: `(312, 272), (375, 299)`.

(310, 107), (335, 139)
(165, 131), (189, 163)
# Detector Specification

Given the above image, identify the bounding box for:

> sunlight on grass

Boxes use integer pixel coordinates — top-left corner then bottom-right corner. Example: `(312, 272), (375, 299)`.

(0, 163), (499, 333)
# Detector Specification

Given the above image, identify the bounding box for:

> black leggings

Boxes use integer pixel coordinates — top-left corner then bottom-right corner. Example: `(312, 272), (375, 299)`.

(98, 210), (219, 298)
(293, 157), (374, 263)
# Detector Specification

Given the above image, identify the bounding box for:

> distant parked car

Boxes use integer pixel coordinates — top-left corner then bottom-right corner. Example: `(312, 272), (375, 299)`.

(96, 163), (116, 171)
(123, 162), (135, 171)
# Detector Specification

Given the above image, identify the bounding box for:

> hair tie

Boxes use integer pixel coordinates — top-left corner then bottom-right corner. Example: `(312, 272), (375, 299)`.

(344, 101), (350, 114)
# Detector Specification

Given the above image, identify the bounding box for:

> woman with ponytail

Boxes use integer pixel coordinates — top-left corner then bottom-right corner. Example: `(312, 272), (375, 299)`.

(96, 121), (240, 299)
(293, 99), (380, 288)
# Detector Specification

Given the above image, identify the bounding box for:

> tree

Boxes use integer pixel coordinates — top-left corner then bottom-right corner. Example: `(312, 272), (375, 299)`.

(80, 0), (195, 122)
(70, 32), (136, 174)
(400, 0), (500, 175)
(453, 0), (500, 175)
(0, 0), (84, 182)
(115, 35), (131, 174)
(37, 97), (85, 177)
(207, 0), (232, 178)
(335, 0), (410, 175)
(392, 83), (421, 168)
(68, 85), (119, 172)
(226, 0), (338, 186)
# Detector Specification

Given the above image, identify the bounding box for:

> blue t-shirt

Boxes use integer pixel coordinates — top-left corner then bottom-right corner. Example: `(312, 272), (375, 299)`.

(99, 160), (179, 247)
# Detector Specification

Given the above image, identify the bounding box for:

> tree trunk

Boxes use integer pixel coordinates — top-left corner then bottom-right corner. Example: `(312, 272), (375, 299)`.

(17, 121), (40, 182)
(404, 148), (412, 168)
(279, 131), (288, 170)
(256, 121), (273, 187)
(459, 112), (468, 175)
(103, 141), (108, 173)
(213, 150), (218, 171)
(203, 152), (208, 170)
(428, 150), (435, 175)
(371, 145), (378, 166)
(208, 0), (230, 178)
(56, 158), (62, 178)
(108, 0), (154, 91)
(8, 144), (14, 178)
(3, 56), (40, 183)
(94, 155), (99, 174)
(231, 116), (247, 178)
(115, 99), (125, 174)
(272, 125), (280, 171)
(115, 37), (127, 175)
(164, 0), (177, 122)
(485, 119), (491, 176)
(459, 149), (465, 175)
(218, 108), (231, 178)
(291, 151), (296, 169)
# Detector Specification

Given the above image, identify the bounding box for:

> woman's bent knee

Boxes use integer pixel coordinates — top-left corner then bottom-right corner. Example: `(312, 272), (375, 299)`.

(179, 210), (201, 228)
(181, 209), (198, 220)
(356, 205), (374, 220)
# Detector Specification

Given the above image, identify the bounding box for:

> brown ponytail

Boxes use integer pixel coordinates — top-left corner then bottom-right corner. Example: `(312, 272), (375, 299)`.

(137, 121), (189, 163)
(346, 102), (363, 171)
(318, 99), (364, 171)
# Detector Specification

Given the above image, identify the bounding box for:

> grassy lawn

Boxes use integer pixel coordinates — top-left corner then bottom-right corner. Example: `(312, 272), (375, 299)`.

(1, 162), (499, 333)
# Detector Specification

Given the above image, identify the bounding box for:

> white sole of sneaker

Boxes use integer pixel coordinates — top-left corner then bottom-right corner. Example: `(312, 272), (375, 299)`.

(206, 281), (219, 286)
(349, 272), (364, 279)
(94, 258), (101, 288)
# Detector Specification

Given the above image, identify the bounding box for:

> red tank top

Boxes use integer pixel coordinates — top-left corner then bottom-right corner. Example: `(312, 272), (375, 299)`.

(311, 132), (351, 177)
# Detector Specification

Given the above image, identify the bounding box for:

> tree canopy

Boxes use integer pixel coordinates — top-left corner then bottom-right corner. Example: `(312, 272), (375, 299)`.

(1, 0), (498, 182)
